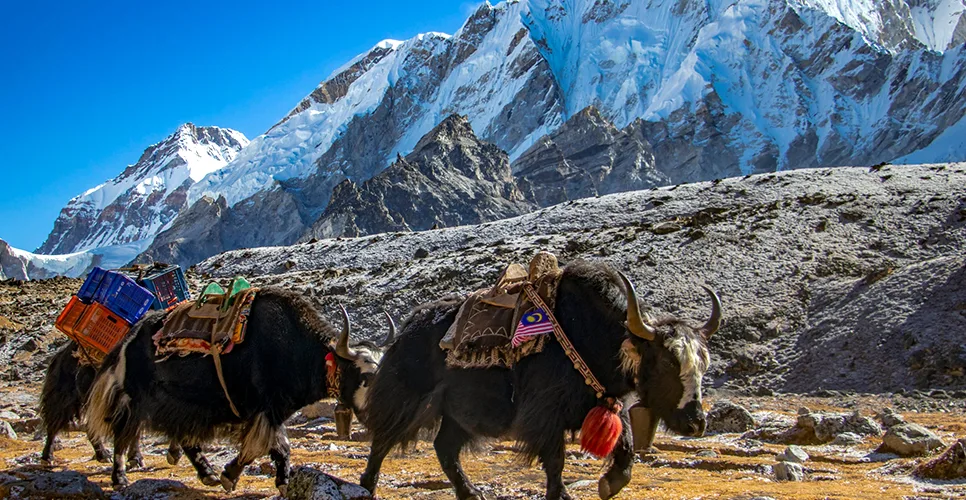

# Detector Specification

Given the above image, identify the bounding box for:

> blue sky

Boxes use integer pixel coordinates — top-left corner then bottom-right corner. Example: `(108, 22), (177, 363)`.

(0, 0), (479, 251)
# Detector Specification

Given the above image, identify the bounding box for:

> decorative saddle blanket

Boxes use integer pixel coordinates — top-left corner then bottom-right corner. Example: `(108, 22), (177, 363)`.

(153, 278), (257, 358)
(440, 251), (563, 369)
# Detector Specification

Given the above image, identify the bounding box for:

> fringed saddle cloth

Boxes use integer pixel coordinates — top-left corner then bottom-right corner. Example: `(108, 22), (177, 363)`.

(441, 251), (563, 369)
(153, 286), (257, 358)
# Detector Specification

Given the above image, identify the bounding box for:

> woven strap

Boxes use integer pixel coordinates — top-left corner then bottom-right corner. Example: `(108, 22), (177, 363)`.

(210, 321), (240, 418)
(523, 284), (606, 399)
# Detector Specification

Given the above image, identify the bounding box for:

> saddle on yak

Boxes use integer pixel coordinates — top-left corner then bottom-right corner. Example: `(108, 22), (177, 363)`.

(152, 277), (257, 417)
(440, 251), (563, 369)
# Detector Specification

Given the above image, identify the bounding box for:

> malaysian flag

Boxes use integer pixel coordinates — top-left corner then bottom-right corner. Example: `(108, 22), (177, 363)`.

(511, 308), (554, 347)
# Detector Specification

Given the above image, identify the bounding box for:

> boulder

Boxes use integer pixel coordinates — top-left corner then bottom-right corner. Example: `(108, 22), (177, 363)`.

(877, 423), (946, 457)
(775, 461), (805, 481)
(0, 420), (17, 440)
(0, 469), (106, 499)
(832, 432), (865, 446)
(876, 408), (905, 428)
(706, 401), (756, 434)
(287, 467), (373, 500)
(777, 445), (809, 463)
(796, 409), (881, 444)
(915, 438), (966, 479)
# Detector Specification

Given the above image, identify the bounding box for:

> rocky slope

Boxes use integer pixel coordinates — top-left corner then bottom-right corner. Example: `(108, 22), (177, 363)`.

(128, 0), (966, 269)
(196, 163), (966, 394)
(32, 124), (248, 273)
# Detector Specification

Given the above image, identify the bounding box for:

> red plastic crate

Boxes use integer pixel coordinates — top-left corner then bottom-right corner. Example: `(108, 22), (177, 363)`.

(55, 296), (130, 354)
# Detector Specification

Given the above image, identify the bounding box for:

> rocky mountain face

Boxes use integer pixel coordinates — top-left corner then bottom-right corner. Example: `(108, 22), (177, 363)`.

(514, 107), (671, 206)
(130, 0), (966, 269)
(35, 124), (248, 268)
(304, 115), (534, 240)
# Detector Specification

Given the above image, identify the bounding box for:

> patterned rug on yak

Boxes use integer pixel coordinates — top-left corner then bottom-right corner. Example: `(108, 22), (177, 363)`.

(440, 251), (563, 369)
(152, 277), (257, 358)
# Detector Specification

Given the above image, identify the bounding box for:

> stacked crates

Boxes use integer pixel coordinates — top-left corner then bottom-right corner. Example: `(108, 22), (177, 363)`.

(137, 265), (191, 310)
(55, 267), (156, 354)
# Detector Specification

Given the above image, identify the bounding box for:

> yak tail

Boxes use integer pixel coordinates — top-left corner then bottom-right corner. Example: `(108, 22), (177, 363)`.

(84, 339), (132, 443)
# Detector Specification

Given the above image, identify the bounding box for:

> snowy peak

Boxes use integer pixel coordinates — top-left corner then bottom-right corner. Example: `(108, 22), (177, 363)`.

(37, 124), (248, 257)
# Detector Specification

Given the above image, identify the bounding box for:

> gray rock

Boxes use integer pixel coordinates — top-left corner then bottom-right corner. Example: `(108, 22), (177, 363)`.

(876, 408), (905, 427)
(778, 445), (809, 463)
(915, 438), (966, 479)
(286, 467), (372, 499)
(775, 461), (805, 481)
(0, 410), (20, 421)
(877, 423), (946, 457)
(0, 470), (106, 499)
(695, 450), (718, 458)
(706, 401), (756, 434)
(797, 411), (881, 443)
(301, 401), (336, 420)
(832, 432), (865, 446)
(0, 420), (17, 440)
(111, 479), (189, 498)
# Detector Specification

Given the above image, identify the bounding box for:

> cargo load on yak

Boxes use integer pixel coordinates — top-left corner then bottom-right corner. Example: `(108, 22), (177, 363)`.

(53, 263), (190, 364)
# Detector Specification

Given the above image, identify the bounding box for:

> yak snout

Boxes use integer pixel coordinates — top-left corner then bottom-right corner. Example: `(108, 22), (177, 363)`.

(675, 400), (707, 437)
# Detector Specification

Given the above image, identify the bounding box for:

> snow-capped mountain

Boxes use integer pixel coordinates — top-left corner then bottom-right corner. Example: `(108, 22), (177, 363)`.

(36, 0), (965, 271)
(37, 124), (248, 264)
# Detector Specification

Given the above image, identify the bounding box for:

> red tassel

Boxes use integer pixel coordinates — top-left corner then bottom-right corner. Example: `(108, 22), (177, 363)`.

(325, 352), (337, 378)
(580, 397), (623, 458)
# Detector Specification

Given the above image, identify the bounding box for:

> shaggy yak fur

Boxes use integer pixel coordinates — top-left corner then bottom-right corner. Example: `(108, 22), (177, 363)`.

(360, 260), (719, 500)
(39, 342), (186, 467)
(85, 287), (385, 494)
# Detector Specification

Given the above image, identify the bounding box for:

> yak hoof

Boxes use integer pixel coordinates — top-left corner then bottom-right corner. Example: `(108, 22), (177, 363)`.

(128, 456), (145, 470)
(277, 484), (288, 497)
(598, 472), (630, 500)
(94, 452), (112, 463)
(201, 474), (221, 487)
(220, 473), (237, 492)
(112, 473), (129, 489)
(166, 449), (182, 466)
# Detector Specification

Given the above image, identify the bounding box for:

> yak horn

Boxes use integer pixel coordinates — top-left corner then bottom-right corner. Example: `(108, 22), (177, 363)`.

(335, 304), (359, 360)
(381, 311), (397, 347)
(700, 286), (722, 338)
(618, 271), (656, 341)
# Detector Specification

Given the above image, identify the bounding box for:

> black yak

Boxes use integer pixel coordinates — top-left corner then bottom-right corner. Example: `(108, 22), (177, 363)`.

(86, 288), (386, 494)
(39, 341), (185, 467)
(360, 260), (720, 500)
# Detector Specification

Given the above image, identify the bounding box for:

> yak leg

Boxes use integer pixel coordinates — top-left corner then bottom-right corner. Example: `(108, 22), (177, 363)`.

(360, 428), (397, 494)
(91, 436), (112, 463)
(434, 416), (484, 500)
(110, 412), (140, 488)
(269, 428), (292, 496)
(182, 446), (221, 487)
(166, 441), (184, 465)
(598, 409), (633, 499)
(538, 434), (572, 500)
(126, 430), (145, 469)
(220, 414), (275, 492)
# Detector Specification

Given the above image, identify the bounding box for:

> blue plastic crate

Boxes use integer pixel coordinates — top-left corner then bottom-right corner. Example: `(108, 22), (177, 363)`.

(91, 271), (155, 325)
(140, 265), (191, 310)
(77, 267), (109, 303)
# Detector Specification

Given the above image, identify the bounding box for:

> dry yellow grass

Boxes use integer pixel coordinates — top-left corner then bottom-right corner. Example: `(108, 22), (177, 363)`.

(3, 394), (963, 500)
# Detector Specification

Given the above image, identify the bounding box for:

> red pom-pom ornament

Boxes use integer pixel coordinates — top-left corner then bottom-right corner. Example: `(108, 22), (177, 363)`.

(580, 397), (623, 458)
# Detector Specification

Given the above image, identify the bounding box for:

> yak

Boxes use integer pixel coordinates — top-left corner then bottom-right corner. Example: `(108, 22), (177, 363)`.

(86, 287), (388, 494)
(360, 260), (721, 500)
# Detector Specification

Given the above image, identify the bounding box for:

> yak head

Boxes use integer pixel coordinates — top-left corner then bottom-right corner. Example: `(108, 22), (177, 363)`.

(331, 306), (395, 415)
(617, 273), (720, 437)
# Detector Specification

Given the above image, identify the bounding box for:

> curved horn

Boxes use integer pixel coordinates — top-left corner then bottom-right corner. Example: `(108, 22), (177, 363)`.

(617, 271), (656, 341)
(700, 286), (722, 338)
(381, 311), (397, 347)
(335, 304), (359, 360)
